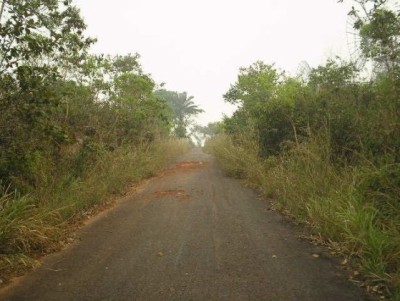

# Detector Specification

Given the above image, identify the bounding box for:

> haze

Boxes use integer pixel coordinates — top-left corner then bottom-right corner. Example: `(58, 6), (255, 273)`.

(74, 0), (353, 125)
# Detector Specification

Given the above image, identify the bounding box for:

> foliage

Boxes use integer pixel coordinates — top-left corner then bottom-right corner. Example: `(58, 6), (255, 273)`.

(189, 122), (225, 146)
(224, 61), (281, 106)
(0, 12), (172, 189)
(0, 0), (192, 282)
(0, 139), (191, 281)
(155, 89), (203, 137)
(0, 0), (95, 74)
(209, 2), (400, 296)
(344, 0), (400, 74)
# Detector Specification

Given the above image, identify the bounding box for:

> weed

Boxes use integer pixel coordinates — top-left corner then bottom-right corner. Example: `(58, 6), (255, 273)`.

(207, 134), (400, 298)
(0, 138), (191, 282)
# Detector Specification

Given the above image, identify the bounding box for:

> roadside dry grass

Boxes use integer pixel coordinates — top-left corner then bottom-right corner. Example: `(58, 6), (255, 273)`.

(0, 139), (191, 283)
(205, 134), (400, 300)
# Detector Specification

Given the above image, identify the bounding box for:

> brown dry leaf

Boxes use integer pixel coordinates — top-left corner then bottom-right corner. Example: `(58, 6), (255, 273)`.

(157, 252), (164, 257)
(341, 258), (348, 265)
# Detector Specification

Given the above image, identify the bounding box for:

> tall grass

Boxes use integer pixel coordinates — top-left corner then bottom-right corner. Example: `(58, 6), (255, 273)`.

(44, 139), (191, 219)
(206, 134), (400, 299)
(0, 138), (191, 281)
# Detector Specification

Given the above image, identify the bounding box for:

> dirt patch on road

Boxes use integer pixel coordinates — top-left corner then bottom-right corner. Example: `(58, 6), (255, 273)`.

(154, 190), (191, 201)
(175, 161), (207, 169)
(158, 161), (209, 178)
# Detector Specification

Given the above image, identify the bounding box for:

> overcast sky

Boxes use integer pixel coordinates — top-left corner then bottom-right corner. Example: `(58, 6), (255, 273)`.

(74, 0), (354, 125)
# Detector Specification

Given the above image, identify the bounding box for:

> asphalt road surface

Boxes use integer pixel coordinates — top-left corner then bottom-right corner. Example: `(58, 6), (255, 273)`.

(1, 148), (370, 301)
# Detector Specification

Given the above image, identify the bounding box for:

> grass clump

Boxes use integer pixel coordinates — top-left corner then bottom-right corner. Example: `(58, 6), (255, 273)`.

(206, 134), (400, 299)
(0, 138), (191, 282)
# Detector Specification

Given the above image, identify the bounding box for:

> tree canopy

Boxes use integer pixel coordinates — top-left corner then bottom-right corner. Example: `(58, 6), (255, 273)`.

(155, 89), (203, 138)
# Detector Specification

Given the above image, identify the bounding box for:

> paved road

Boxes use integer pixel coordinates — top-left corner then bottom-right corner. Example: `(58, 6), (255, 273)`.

(1, 148), (369, 301)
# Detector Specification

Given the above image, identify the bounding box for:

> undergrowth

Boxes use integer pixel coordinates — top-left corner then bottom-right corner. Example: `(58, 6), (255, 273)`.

(205, 134), (400, 300)
(0, 138), (191, 282)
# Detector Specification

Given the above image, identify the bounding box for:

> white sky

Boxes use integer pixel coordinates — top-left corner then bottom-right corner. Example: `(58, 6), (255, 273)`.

(74, 0), (354, 125)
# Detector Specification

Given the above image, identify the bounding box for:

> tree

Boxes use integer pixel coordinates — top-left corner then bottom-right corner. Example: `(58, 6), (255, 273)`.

(224, 61), (281, 107)
(308, 58), (358, 92)
(342, 0), (400, 73)
(223, 62), (289, 154)
(155, 89), (203, 138)
(191, 122), (224, 146)
(0, 0), (94, 188)
(0, 0), (94, 73)
(111, 68), (171, 143)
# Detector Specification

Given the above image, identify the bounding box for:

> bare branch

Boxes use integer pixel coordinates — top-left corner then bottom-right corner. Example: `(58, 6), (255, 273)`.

(0, 0), (6, 23)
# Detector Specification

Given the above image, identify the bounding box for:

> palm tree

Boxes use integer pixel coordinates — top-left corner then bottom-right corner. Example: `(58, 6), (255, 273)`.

(155, 89), (203, 137)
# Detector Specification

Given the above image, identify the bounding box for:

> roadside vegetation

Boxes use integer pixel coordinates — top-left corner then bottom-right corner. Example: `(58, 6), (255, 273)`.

(205, 0), (400, 298)
(0, 1), (199, 282)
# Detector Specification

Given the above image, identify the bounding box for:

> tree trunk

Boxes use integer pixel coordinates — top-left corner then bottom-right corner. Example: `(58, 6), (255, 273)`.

(0, 0), (6, 24)
(290, 119), (299, 146)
